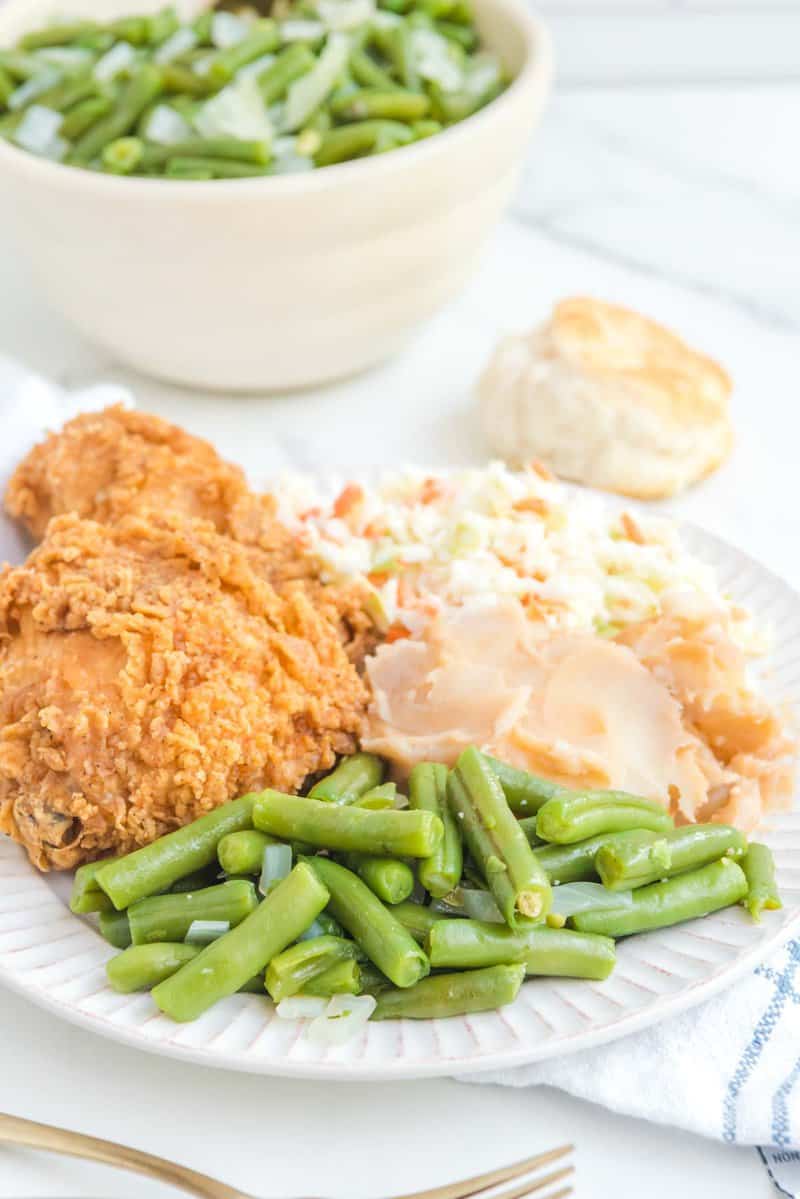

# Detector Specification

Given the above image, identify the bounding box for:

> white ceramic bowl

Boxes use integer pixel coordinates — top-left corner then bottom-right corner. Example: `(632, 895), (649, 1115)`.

(0, 0), (552, 391)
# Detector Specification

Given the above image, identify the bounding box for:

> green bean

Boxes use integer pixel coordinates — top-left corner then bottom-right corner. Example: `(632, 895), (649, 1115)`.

(427, 918), (616, 980)
(448, 747), (551, 925)
(372, 963), (525, 1020)
(0, 111), (23, 136)
(308, 752), (385, 803)
(70, 857), (119, 914)
(305, 856), (429, 988)
(331, 87), (429, 122)
(0, 66), (13, 109)
(107, 942), (200, 993)
(301, 958), (361, 997)
(536, 792), (674, 845)
(481, 755), (565, 815)
(349, 49), (400, 92)
(265, 934), (358, 1001)
(99, 909), (132, 949)
(435, 19), (477, 50)
(239, 973), (267, 994)
(147, 8), (181, 46)
(353, 782), (397, 810)
(69, 65), (163, 165)
(152, 861), (329, 1022)
(60, 95), (112, 139)
(164, 162), (214, 179)
(96, 793), (257, 910)
(102, 136), (145, 173)
(20, 22), (99, 51)
(35, 73), (98, 113)
(128, 880), (258, 945)
(345, 854), (415, 904)
(533, 829), (664, 885)
(315, 118), (413, 165)
(192, 10), (215, 44)
(597, 824), (746, 892)
(411, 118), (441, 139)
(572, 859), (749, 938)
(518, 815), (544, 848)
(357, 962), (392, 994)
(217, 829), (278, 876)
(409, 762), (462, 898)
(208, 20), (279, 85)
(0, 52), (48, 82)
(390, 900), (449, 944)
(741, 843), (782, 921)
(159, 65), (217, 96)
(109, 16), (152, 46)
(168, 866), (220, 893)
(387, 23), (419, 90)
(254, 791), (442, 858)
(141, 137), (271, 167)
(256, 42), (316, 104)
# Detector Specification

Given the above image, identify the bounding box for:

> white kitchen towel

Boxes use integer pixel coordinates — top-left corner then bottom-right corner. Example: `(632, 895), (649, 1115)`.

(463, 935), (800, 1155)
(2, 359), (799, 1186)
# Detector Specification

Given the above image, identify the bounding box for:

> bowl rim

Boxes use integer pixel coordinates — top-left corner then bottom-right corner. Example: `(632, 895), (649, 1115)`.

(0, 0), (552, 198)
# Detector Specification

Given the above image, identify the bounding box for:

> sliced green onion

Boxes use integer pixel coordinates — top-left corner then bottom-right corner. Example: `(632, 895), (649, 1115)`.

(185, 919), (231, 945)
(259, 842), (293, 895)
(283, 32), (350, 131)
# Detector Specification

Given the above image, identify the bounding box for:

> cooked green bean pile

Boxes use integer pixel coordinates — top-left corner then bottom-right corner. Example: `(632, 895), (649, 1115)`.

(74, 745), (781, 1033)
(0, 0), (507, 177)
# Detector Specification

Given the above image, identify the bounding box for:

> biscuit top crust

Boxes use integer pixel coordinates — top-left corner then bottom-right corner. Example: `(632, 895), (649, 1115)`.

(541, 297), (733, 428)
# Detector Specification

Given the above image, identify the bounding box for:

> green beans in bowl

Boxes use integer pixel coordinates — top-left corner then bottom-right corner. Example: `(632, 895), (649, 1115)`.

(0, 0), (551, 388)
(0, 2), (511, 176)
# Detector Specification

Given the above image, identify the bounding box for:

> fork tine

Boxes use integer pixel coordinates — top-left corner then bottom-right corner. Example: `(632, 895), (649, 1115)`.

(491, 1164), (575, 1199)
(397, 1146), (573, 1199)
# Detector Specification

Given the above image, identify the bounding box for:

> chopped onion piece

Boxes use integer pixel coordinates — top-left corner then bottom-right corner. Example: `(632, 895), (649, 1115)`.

(94, 41), (137, 83)
(8, 68), (61, 112)
(371, 10), (401, 27)
(144, 103), (193, 145)
(464, 52), (501, 98)
(238, 52), (277, 80)
(412, 28), (463, 92)
(271, 153), (314, 174)
(307, 994), (376, 1046)
(13, 105), (63, 155)
(37, 46), (94, 70)
(317, 0), (375, 32)
(259, 842), (292, 896)
(279, 19), (326, 42)
(154, 27), (198, 64)
(283, 32), (349, 131)
(185, 919), (230, 945)
(194, 74), (273, 141)
(462, 888), (504, 923)
(212, 11), (249, 49)
(550, 882), (634, 917)
(277, 996), (328, 1019)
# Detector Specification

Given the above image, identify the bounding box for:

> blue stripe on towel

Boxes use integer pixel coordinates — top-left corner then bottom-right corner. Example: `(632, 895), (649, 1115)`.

(772, 1047), (800, 1148)
(723, 941), (800, 1143)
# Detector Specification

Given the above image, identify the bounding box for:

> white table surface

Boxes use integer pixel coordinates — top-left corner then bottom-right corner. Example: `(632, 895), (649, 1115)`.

(0, 26), (798, 1199)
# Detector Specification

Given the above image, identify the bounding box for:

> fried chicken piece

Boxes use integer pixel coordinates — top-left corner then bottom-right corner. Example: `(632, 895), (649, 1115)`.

(0, 512), (368, 870)
(5, 405), (379, 663)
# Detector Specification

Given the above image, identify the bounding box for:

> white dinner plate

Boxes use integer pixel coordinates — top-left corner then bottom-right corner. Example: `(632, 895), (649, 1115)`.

(0, 520), (798, 1079)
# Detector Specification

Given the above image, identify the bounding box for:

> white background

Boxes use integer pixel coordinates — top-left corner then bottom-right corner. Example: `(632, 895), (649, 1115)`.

(0, 2), (798, 1197)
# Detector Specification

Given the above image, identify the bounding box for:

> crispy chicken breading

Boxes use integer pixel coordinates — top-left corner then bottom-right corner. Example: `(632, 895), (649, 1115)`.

(5, 405), (379, 662)
(0, 512), (369, 870)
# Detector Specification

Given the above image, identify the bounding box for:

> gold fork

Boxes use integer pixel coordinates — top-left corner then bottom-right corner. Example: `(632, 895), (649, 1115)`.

(0, 1113), (573, 1199)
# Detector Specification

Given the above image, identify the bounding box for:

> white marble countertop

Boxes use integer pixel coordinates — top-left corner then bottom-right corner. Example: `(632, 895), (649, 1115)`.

(0, 21), (798, 1199)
